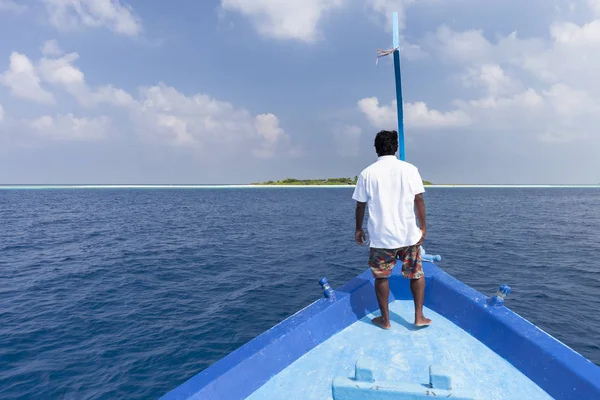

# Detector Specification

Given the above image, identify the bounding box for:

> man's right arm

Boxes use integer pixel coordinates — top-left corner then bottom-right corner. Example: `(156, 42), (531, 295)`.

(414, 193), (426, 245)
(352, 173), (368, 245)
(355, 202), (367, 245)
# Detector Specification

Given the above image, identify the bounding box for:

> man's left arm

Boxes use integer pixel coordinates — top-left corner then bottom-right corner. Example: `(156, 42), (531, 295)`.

(411, 167), (426, 245)
(414, 194), (426, 245)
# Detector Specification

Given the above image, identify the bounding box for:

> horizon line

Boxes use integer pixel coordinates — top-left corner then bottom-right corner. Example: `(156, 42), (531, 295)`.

(1, 184), (600, 189)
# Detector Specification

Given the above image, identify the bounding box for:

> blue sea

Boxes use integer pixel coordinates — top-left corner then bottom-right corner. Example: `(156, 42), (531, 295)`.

(1, 187), (599, 399)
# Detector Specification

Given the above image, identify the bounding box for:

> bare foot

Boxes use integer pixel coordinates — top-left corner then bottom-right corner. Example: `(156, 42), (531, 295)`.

(414, 316), (432, 327)
(372, 316), (391, 330)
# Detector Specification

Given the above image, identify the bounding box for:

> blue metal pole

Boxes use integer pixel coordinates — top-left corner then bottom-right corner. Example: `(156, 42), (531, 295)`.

(392, 12), (405, 161)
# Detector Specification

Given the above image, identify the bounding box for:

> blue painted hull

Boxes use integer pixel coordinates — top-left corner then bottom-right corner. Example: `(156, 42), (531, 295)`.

(160, 262), (600, 399)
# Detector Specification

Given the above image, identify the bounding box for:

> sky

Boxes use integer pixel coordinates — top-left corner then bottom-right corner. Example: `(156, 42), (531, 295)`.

(0, 0), (599, 184)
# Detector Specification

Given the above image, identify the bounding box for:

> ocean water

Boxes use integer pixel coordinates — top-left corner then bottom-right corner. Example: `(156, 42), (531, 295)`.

(0, 187), (599, 400)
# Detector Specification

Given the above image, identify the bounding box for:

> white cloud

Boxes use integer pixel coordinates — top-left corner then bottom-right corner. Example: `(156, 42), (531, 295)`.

(0, 48), (132, 108)
(30, 113), (110, 140)
(37, 51), (134, 107)
(94, 84), (135, 107)
(358, 97), (471, 129)
(460, 64), (522, 96)
(41, 0), (142, 36)
(333, 124), (362, 157)
(219, 0), (423, 55)
(405, 101), (472, 128)
(153, 114), (195, 145)
(0, 52), (56, 104)
(2, 43), (293, 153)
(357, 97), (396, 128)
(551, 20), (600, 45)
(428, 26), (546, 68)
(220, 0), (344, 42)
(543, 84), (597, 117)
(430, 26), (493, 64)
(423, 18), (600, 144)
(0, 0), (27, 12)
(220, 0), (421, 49)
(38, 52), (84, 86)
(518, 24), (600, 90)
(0, 104), (4, 122)
(132, 84), (291, 157)
(461, 88), (544, 110)
(448, 85), (596, 143)
(588, 0), (600, 16)
(41, 39), (63, 56)
(254, 113), (286, 157)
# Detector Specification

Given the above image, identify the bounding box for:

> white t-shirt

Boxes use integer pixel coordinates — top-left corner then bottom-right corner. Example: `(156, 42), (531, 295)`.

(352, 155), (425, 249)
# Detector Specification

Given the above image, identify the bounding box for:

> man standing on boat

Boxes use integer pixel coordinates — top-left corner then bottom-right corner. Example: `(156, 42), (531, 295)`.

(352, 130), (430, 329)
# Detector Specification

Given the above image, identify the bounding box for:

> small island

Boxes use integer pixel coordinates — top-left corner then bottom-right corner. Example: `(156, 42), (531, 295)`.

(251, 177), (433, 186)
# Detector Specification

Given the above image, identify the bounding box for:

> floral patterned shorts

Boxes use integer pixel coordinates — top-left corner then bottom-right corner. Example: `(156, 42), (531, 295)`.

(368, 245), (423, 279)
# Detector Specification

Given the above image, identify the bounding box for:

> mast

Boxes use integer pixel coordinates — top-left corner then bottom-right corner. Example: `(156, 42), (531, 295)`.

(392, 12), (405, 161)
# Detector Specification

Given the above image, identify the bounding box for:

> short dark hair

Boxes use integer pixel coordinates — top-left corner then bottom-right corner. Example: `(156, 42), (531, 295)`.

(374, 130), (398, 156)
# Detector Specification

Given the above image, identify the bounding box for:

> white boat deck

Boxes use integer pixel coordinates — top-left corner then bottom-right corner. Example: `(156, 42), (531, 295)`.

(246, 300), (552, 400)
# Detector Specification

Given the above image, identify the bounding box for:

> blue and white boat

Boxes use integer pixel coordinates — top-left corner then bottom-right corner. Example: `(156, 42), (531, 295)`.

(159, 13), (600, 400)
